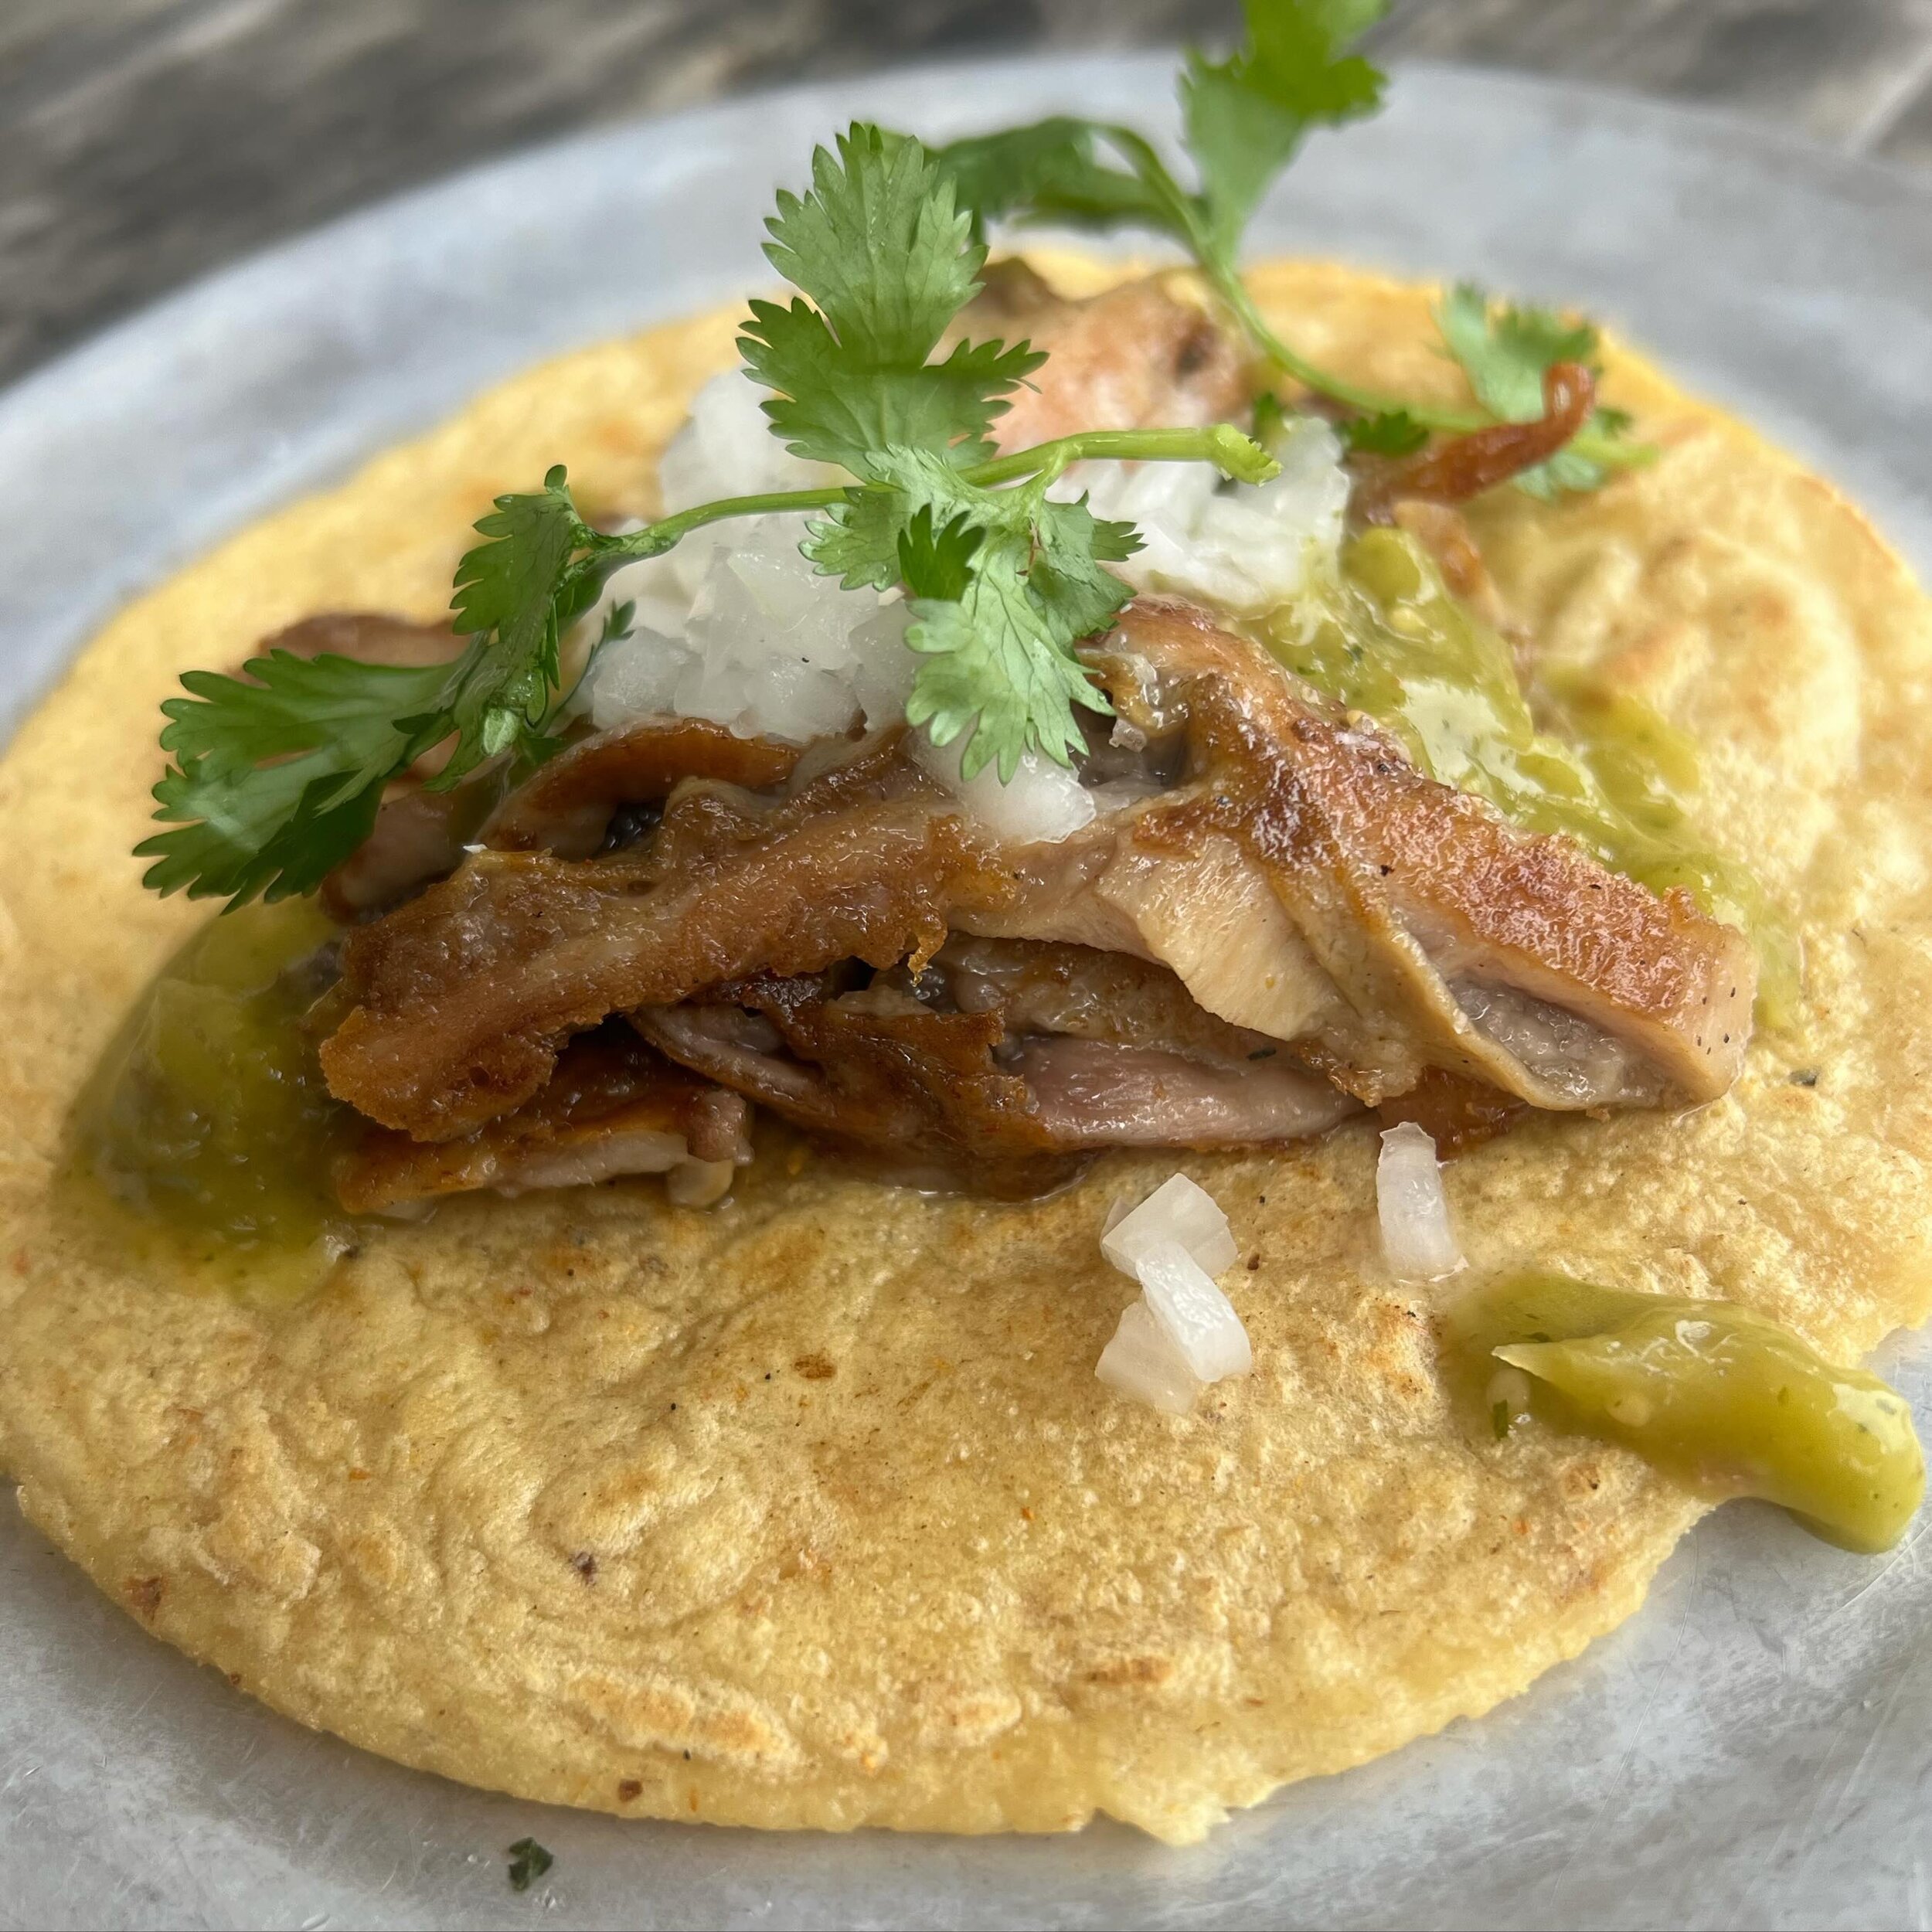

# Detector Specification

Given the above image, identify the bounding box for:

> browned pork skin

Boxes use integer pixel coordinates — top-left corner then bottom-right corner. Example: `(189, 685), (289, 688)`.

(479, 716), (801, 858)
(319, 733), (1012, 1140)
(335, 1024), (750, 1213)
(322, 715), (805, 921)
(963, 598), (1754, 1112)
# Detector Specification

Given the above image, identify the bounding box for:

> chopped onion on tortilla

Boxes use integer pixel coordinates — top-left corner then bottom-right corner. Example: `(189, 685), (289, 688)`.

(1096, 1299), (1205, 1417)
(1376, 1121), (1464, 1282)
(1096, 1178), (1253, 1414)
(1100, 1173), (1240, 1279)
(1135, 1239), (1254, 1382)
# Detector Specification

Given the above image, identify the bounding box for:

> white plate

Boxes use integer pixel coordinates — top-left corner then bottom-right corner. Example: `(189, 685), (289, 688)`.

(4, 53), (1931, 1931)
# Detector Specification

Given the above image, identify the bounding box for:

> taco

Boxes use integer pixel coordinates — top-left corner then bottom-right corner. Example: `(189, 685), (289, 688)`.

(0, 3), (1927, 1846)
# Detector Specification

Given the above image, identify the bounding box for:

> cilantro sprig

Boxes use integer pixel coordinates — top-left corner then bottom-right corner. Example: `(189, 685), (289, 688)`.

(810, 442), (1144, 776)
(1433, 282), (1638, 498)
(140, 124), (1275, 906)
(920, 0), (1649, 485)
(740, 126), (1045, 473)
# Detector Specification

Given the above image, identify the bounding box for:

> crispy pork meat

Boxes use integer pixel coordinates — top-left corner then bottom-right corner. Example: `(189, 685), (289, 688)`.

(292, 278), (1748, 1203)
(960, 599), (1755, 1113)
(634, 940), (1358, 1192)
(334, 1024), (750, 1213)
(319, 734), (1011, 1141)
(316, 596), (1753, 1193)
(961, 262), (1251, 454)
(479, 716), (801, 859)
(322, 716), (805, 923)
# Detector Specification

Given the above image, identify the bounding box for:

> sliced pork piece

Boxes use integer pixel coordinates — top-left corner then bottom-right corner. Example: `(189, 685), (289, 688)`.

(319, 734), (1012, 1141)
(334, 1025), (750, 1213)
(321, 782), (493, 924)
(325, 715), (804, 922)
(638, 973), (1070, 1195)
(635, 940), (1355, 1193)
(320, 603), (1753, 1151)
(1011, 1037), (1353, 1148)
(480, 716), (802, 859)
(961, 263), (1251, 454)
(957, 599), (1755, 1111)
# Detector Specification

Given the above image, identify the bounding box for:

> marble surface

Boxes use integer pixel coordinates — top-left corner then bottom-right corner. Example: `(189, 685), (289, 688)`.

(2, 1), (1930, 386)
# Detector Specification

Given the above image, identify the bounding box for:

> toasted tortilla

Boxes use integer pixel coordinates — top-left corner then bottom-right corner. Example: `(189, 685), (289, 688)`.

(2, 256), (1929, 1845)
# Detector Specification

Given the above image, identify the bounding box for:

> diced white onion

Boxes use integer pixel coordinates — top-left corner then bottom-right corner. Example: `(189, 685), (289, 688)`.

(587, 519), (913, 745)
(583, 379), (1355, 838)
(1067, 415), (1349, 614)
(1096, 1298), (1205, 1417)
(584, 372), (913, 746)
(1376, 1121), (1464, 1282)
(912, 732), (1096, 845)
(1134, 1238), (1254, 1382)
(1100, 1172), (1239, 1280)
(1095, 1178), (1253, 1416)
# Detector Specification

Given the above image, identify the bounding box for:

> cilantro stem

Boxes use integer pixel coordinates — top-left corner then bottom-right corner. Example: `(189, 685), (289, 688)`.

(1206, 262), (1650, 471)
(604, 485), (849, 561)
(598, 424), (1277, 569)
(966, 424), (1277, 488)
(1206, 261), (1483, 432)
(1068, 118), (1502, 442)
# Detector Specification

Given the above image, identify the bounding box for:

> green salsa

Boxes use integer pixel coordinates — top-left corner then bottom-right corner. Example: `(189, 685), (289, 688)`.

(1264, 528), (1798, 1023)
(1445, 1274), (1924, 1553)
(68, 896), (355, 1302)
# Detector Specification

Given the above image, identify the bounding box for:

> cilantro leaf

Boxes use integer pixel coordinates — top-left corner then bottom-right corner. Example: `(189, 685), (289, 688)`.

(1343, 408), (1430, 457)
(440, 466), (605, 781)
(140, 464), (634, 906)
(136, 651), (451, 906)
(897, 505), (983, 601)
(1183, 0), (1386, 257)
(807, 444), (1129, 781)
(739, 124), (1043, 474)
(905, 566), (1110, 782)
(930, 5), (1388, 268)
(506, 1838), (553, 1893)
(930, 117), (1180, 243)
(1435, 281), (1597, 423)
(1028, 493), (1144, 634)
(1435, 282), (1638, 497)
(1512, 441), (1610, 501)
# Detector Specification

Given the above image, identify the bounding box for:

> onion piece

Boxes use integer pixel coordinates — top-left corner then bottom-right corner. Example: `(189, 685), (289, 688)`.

(1096, 1300), (1204, 1417)
(913, 732), (1096, 845)
(1134, 1239), (1254, 1382)
(1100, 1173), (1239, 1280)
(1096, 1177), (1254, 1415)
(1376, 1121), (1464, 1282)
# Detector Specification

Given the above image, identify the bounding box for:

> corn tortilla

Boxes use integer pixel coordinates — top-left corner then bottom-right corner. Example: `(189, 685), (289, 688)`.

(0, 257), (1928, 1843)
